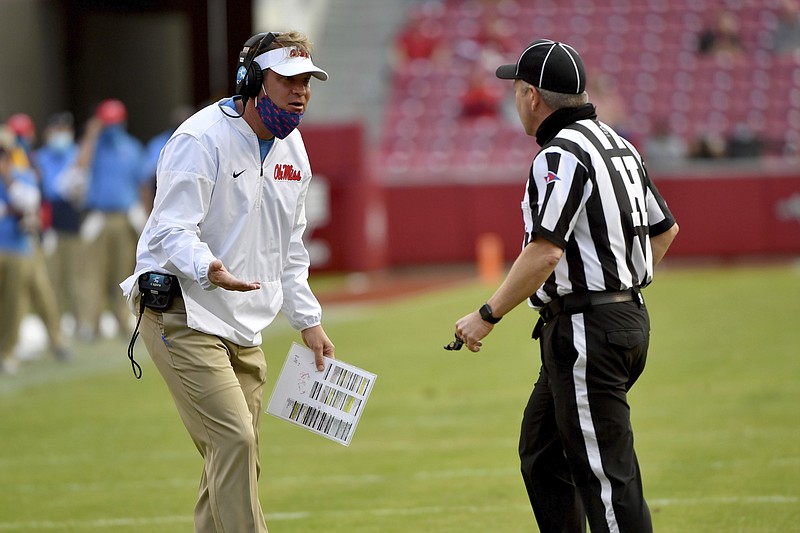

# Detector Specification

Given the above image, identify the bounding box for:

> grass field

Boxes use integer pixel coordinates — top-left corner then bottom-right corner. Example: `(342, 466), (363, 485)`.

(1, 263), (799, 532)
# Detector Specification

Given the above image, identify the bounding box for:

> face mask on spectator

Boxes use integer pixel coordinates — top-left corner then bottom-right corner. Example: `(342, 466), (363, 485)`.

(47, 131), (74, 152)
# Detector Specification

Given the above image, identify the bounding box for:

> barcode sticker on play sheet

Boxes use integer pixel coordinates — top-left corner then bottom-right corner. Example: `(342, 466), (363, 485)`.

(281, 400), (355, 442)
(266, 343), (376, 446)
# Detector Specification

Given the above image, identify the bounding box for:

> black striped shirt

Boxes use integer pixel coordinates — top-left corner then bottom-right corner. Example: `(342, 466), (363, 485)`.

(523, 118), (675, 307)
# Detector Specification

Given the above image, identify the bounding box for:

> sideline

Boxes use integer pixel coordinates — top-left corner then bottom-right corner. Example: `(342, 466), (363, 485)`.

(0, 337), (127, 396)
(0, 270), (479, 397)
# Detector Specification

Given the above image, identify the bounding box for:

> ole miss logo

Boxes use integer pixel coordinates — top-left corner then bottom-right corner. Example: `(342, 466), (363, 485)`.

(274, 164), (301, 181)
(288, 47), (309, 59)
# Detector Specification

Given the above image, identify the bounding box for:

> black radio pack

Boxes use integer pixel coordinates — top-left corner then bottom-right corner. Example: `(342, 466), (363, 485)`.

(138, 271), (179, 310)
(128, 272), (180, 379)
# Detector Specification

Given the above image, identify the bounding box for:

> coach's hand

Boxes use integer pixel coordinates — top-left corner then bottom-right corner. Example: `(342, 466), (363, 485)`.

(208, 259), (261, 291)
(455, 311), (493, 352)
(302, 325), (335, 371)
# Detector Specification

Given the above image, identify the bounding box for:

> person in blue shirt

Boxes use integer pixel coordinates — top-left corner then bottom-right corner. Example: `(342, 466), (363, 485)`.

(140, 104), (194, 213)
(36, 112), (85, 337)
(77, 99), (146, 341)
(0, 126), (41, 374)
(5, 113), (72, 363)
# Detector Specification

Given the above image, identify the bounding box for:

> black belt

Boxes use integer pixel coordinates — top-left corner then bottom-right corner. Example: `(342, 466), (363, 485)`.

(533, 288), (641, 339)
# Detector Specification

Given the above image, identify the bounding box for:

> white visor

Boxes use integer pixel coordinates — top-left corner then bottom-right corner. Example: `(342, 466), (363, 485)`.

(253, 46), (329, 81)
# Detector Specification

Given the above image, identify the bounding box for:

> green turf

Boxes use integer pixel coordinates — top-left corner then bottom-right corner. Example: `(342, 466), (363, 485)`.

(0, 264), (798, 532)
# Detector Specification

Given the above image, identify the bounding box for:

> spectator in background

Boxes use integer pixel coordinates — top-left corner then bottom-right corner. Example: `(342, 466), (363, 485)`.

(36, 112), (85, 336)
(451, 14), (517, 70)
(691, 130), (728, 159)
(141, 104), (195, 213)
(392, 7), (447, 69)
(6, 113), (71, 362)
(450, 16), (517, 123)
(0, 126), (41, 374)
(771, 0), (800, 54)
(459, 64), (503, 119)
(726, 122), (765, 158)
(475, 17), (518, 70)
(643, 117), (689, 168)
(697, 10), (745, 61)
(5, 113), (37, 164)
(76, 99), (145, 341)
(587, 72), (633, 140)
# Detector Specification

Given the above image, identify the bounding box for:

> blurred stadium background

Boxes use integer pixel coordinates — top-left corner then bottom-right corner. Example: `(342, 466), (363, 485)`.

(2, 0), (799, 276)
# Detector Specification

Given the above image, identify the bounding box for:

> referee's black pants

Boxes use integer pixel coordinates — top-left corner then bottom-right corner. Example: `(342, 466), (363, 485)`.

(519, 299), (653, 533)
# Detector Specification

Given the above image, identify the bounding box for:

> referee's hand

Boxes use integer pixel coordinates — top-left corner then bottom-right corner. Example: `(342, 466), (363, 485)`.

(454, 311), (493, 352)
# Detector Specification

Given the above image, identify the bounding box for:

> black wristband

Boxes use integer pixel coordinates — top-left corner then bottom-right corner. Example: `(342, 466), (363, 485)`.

(479, 303), (502, 324)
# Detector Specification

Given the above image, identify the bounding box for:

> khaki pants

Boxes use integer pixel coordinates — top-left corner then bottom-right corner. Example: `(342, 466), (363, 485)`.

(83, 212), (137, 337)
(46, 231), (85, 319)
(24, 240), (66, 352)
(140, 296), (268, 533)
(0, 252), (31, 362)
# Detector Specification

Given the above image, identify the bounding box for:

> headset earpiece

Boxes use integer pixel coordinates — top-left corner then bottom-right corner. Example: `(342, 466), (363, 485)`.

(239, 64), (263, 99)
(235, 32), (279, 99)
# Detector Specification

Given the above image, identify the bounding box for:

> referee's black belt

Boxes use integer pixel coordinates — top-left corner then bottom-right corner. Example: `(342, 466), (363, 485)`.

(538, 288), (641, 323)
(533, 288), (641, 340)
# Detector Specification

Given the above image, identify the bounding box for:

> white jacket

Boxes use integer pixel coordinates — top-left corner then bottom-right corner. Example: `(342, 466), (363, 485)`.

(120, 99), (322, 346)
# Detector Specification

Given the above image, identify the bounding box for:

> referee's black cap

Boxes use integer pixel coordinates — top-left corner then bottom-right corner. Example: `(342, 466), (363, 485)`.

(496, 39), (586, 94)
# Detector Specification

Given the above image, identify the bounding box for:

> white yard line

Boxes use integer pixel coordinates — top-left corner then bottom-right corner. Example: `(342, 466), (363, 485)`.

(9, 468), (516, 495)
(650, 496), (800, 506)
(1, 496), (797, 530)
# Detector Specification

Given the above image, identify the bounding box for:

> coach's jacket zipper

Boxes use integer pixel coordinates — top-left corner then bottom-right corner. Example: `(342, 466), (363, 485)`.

(255, 145), (264, 210)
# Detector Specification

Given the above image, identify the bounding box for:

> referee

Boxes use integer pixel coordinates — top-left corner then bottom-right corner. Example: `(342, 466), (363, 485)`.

(452, 39), (679, 532)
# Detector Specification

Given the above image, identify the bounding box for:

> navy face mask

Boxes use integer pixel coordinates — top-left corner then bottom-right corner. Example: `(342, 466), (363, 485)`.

(255, 90), (303, 139)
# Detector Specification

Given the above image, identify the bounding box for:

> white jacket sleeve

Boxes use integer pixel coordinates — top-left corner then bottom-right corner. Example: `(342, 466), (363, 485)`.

(143, 134), (218, 289)
(280, 182), (323, 330)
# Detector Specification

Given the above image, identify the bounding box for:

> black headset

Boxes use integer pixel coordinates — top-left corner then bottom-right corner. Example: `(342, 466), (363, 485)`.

(235, 32), (280, 99)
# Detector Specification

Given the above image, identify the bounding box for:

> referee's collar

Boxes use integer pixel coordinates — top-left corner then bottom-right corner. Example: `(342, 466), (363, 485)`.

(536, 104), (597, 146)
